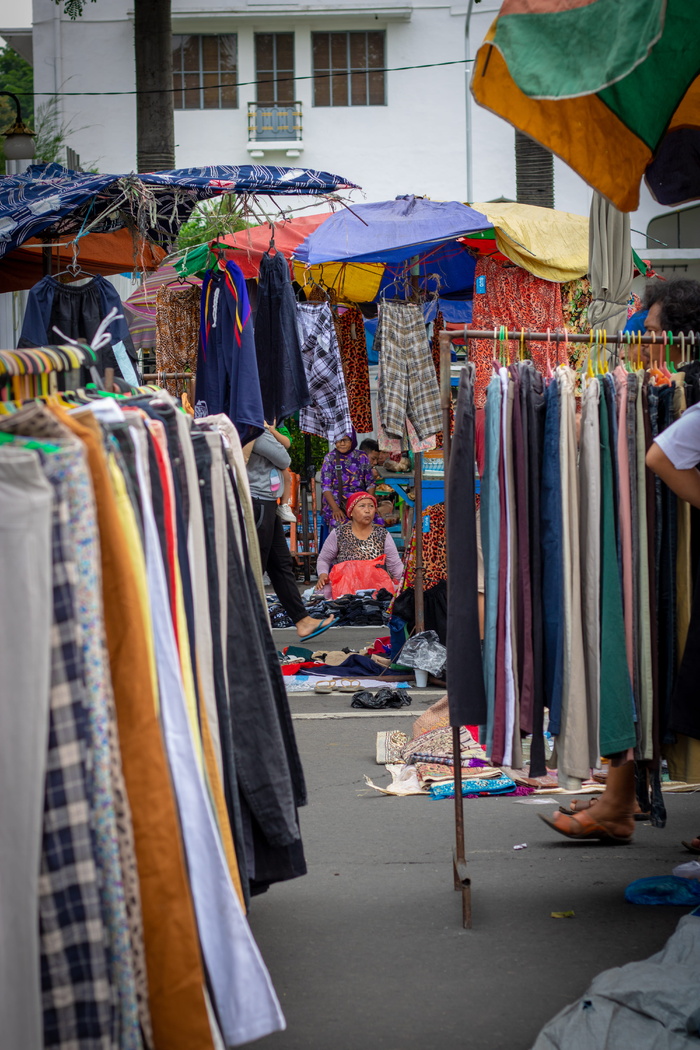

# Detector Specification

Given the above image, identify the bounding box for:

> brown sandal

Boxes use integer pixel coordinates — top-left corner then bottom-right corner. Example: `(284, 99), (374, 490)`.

(539, 810), (633, 844)
(559, 798), (648, 821)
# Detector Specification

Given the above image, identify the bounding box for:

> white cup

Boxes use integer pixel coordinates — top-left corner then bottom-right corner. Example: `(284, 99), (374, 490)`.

(414, 668), (428, 688)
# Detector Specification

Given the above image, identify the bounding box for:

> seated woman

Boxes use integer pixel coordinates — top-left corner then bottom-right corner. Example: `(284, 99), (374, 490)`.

(315, 491), (403, 599)
(320, 431), (376, 531)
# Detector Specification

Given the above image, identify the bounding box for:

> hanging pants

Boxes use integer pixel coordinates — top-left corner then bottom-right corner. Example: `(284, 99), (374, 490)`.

(446, 364), (486, 726)
(0, 449), (52, 1050)
(375, 300), (442, 440)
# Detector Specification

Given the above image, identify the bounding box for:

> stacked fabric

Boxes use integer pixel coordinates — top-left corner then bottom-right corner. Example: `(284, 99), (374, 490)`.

(0, 393), (304, 1048)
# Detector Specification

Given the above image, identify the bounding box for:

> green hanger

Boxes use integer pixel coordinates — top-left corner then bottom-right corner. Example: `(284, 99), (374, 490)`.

(666, 331), (677, 373)
(0, 431), (61, 454)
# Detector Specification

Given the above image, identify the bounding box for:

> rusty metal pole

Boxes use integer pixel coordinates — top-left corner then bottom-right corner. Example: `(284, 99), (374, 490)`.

(413, 452), (425, 633)
(440, 329), (471, 928)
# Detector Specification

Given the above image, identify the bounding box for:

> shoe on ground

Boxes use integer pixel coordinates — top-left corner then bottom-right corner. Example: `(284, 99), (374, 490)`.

(277, 504), (297, 523)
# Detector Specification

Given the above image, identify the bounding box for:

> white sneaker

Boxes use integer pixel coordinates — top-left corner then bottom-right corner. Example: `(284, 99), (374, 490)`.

(276, 504), (297, 523)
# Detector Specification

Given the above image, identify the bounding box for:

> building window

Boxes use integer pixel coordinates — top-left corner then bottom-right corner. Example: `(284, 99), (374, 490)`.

(255, 33), (295, 104)
(312, 31), (385, 107)
(172, 34), (237, 109)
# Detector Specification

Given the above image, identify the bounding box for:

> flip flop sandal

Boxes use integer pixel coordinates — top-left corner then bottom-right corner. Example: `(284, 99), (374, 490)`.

(300, 615), (341, 641)
(337, 680), (363, 692)
(538, 811), (633, 844)
(681, 840), (700, 855)
(559, 799), (649, 821)
(314, 682), (333, 694)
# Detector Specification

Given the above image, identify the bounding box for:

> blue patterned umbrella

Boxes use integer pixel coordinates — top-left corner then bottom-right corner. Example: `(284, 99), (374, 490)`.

(0, 162), (359, 262)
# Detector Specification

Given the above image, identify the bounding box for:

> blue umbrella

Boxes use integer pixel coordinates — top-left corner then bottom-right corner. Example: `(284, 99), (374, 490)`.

(0, 162), (359, 262)
(293, 195), (492, 265)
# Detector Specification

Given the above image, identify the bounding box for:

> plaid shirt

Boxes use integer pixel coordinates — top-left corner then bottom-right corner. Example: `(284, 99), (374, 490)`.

(375, 301), (442, 441)
(40, 483), (116, 1048)
(296, 302), (353, 442)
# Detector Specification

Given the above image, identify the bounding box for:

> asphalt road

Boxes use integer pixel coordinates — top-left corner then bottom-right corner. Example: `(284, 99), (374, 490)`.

(249, 667), (700, 1050)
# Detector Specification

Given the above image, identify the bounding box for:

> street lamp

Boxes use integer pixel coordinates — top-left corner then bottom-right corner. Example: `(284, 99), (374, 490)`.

(1, 91), (35, 165)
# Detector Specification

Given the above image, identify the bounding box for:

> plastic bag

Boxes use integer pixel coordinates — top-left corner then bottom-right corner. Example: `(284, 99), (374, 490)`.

(396, 630), (447, 676)
(350, 688), (411, 709)
(673, 861), (700, 881)
(329, 557), (395, 599)
(624, 876), (700, 906)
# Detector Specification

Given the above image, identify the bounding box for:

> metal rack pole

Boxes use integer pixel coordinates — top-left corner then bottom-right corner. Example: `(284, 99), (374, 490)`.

(439, 330), (471, 928)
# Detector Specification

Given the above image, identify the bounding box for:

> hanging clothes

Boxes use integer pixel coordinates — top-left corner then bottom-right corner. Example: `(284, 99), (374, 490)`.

(375, 300), (442, 442)
(446, 363), (486, 727)
(254, 251), (311, 424)
(470, 256), (566, 408)
(19, 273), (140, 381)
(155, 281), (200, 394)
(296, 300), (353, 442)
(0, 378), (312, 1048)
(197, 260), (265, 444)
(332, 305), (373, 434)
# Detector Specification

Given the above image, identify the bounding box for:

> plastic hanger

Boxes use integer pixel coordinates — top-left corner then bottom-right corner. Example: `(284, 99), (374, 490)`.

(545, 328), (553, 378)
(0, 431), (61, 454)
(666, 331), (677, 373)
(520, 327), (526, 362)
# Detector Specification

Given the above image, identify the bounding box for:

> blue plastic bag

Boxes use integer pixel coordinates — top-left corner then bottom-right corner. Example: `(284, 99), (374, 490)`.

(624, 876), (700, 906)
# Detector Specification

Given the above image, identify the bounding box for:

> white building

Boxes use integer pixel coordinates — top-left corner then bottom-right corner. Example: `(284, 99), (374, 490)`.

(2, 0), (696, 267)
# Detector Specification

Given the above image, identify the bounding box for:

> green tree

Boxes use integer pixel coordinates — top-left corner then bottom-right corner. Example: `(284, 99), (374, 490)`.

(0, 43), (35, 170)
(177, 196), (252, 252)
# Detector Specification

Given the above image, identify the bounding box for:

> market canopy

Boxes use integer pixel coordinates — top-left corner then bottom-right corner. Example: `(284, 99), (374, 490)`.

(174, 213), (332, 280)
(0, 162), (359, 263)
(0, 229), (166, 294)
(470, 0), (700, 212)
(293, 196), (493, 265)
(467, 201), (590, 282)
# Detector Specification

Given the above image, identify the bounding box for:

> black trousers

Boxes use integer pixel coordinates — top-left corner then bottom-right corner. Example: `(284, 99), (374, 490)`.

(252, 496), (307, 624)
(446, 363), (486, 726)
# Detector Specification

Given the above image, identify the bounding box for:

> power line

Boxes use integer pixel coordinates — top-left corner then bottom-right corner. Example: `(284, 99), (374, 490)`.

(2, 58), (475, 98)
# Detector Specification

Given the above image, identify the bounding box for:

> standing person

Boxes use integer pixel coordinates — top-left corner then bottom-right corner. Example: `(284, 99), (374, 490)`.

(247, 428), (338, 640)
(266, 420), (296, 524)
(320, 431), (376, 530)
(647, 403), (700, 852)
(540, 278), (700, 844)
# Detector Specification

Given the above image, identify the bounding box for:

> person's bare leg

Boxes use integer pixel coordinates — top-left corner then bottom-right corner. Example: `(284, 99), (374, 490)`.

(584, 760), (636, 824)
(281, 468), (292, 507)
(544, 759), (636, 840)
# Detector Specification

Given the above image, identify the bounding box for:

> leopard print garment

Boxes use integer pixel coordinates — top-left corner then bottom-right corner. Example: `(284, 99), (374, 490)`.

(155, 283), (200, 396)
(332, 306), (373, 433)
(336, 522), (386, 562)
(405, 502), (447, 589)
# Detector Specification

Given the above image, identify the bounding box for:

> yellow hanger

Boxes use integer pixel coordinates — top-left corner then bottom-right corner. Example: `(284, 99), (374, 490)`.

(520, 327), (526, 361)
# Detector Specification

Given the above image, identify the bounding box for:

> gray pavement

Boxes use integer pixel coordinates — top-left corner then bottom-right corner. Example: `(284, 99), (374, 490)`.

(249, 698), (700, 1050)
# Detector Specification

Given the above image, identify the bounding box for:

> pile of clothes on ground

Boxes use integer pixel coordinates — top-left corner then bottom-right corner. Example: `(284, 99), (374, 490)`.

(267, 588), (394, 629)
(366, 696), (560, 799)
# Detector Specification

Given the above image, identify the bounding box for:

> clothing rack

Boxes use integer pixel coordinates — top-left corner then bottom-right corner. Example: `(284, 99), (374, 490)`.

(453, 328), (700, 347)
(438, 322), (700, 929)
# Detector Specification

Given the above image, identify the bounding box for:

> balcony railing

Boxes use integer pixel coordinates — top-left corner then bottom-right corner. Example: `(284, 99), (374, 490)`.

(247, 101), (303, 143)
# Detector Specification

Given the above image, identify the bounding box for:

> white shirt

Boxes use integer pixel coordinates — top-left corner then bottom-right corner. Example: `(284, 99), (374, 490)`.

(654, 403), (700, 469)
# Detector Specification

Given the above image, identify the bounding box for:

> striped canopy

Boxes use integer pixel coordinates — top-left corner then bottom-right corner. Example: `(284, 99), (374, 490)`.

(471, 0), (700, 212)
